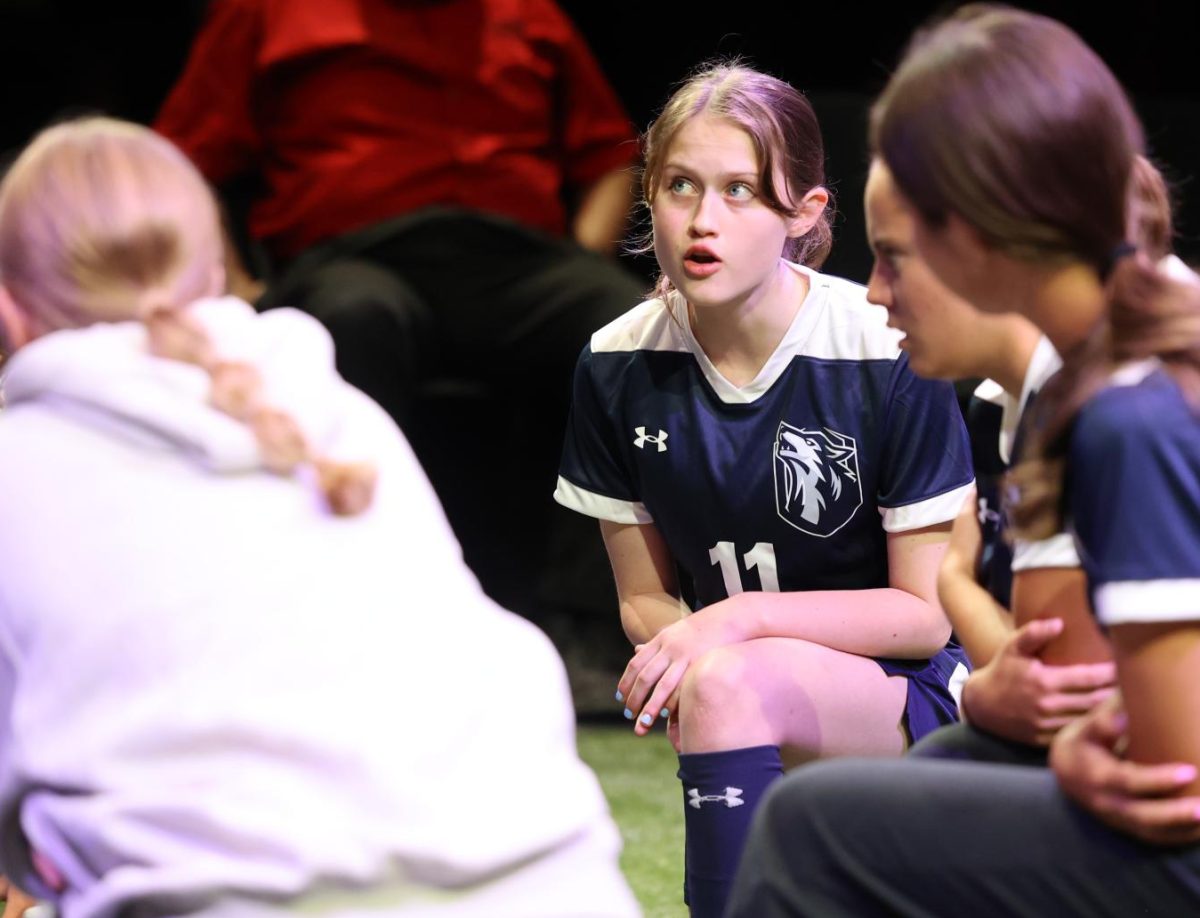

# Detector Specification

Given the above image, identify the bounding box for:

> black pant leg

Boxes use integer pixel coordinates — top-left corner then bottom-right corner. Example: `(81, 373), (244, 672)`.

(908, 722), (1050, 767)
(729, 758), (1200, 918)
(260, 256), (434, 428)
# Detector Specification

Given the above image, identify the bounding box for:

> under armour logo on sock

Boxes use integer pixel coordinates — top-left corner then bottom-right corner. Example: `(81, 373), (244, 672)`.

(634, 426), (668, 452)
(687, 786), (745, 809)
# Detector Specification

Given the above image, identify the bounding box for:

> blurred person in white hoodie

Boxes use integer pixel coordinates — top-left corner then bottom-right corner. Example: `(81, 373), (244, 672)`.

(0, 116), (636, 918)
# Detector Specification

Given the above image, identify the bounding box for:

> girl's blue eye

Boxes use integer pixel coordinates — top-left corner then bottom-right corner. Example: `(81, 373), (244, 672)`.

(669, 177), (694, 194)
(728, 182), (754, 200)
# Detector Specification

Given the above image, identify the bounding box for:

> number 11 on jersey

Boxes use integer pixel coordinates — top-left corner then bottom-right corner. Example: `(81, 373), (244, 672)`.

(708, 542), (780, 596)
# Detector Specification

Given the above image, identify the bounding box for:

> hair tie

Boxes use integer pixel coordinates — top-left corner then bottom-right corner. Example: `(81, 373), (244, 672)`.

(1101, 241), (1137, 281)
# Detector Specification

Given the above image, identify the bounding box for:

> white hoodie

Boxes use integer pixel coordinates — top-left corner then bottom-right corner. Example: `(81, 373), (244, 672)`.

(0, 298), (635, 918)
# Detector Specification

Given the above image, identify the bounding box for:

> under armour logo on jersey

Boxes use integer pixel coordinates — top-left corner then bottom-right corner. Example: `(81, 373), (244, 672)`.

(634, 427), (669, 452)
(977, 496), (1002, 528)
(773, 422), (863, 538)
(687, 787), (745, 809)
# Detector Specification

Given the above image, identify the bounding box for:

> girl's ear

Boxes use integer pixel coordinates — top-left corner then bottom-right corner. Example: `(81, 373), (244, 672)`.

(0, 286), (33, 352)
(787, 186), (830, 238)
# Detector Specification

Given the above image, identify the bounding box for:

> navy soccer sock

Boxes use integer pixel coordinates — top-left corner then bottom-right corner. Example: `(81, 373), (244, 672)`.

(677, 744), (783, 918)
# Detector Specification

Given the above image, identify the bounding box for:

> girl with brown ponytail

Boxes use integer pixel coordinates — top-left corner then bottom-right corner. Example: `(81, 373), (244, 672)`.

(728, 8), (1200, 916)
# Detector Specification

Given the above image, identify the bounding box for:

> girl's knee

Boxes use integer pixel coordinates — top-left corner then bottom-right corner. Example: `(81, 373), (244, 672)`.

(681, 645), (756, 714)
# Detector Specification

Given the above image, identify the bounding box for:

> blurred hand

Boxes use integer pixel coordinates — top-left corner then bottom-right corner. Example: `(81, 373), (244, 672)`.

(961, 617), (1115, 745)
(1052, 694), (1200, 845)
(0, 875), (38, 918)
(616, 603), (744, 736)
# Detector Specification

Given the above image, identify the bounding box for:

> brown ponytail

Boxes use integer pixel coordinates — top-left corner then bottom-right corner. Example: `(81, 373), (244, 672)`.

(1009, 254), (1200, 539)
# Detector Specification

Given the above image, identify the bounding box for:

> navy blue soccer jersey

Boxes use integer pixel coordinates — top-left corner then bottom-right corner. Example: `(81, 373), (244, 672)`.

(1070, 362), (1200, 626)
(965, 380), (1012, 606)
(555, 264), (974, 614)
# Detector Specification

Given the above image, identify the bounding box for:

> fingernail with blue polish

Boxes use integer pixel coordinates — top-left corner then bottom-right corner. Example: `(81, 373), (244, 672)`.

(624, 708), (633, 720)
(639, 712), (654, 727)
(660, 708), (670, 719)
(615, 690), (624, 703)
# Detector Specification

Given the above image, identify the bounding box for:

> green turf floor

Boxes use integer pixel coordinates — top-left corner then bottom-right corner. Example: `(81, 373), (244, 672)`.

(577, 723), (688, 917)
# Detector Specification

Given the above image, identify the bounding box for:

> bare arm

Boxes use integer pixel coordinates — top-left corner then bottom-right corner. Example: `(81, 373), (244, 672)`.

(1113, 621), (1200, 795)
(940, 486), (1114, 739)
(960, 617), (1116, 746)
(1051, 692), (1200, 845)
(616, 522), (957, 731)
(1011, 564), (1111, 665)
(600, 518), (685, 646)
(571, 167), (636, 256)
(0, 875), (37, 918)
(724, 522), (954, 660)
(937, 490), (1012, 666)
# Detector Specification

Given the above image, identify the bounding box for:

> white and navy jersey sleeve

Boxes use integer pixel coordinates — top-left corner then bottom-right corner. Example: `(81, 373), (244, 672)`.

(1070, 365), (1200, 626)
(555, 299), (684, 525)
(556, 269), (972, 609)
(1011, 533), (1081, 572)
(1007, 339), (1082, 573)
(965, 381), (1014, 606)
(876, 354), (975, 533)
(555, 343), (648, 524)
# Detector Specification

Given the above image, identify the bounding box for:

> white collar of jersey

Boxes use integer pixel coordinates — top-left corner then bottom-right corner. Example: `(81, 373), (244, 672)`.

(996, 335), (1063, 465)
(675, 261), (827, 405)
(1159, 253), (1199, 285)
(1108, 357), (1161, 387)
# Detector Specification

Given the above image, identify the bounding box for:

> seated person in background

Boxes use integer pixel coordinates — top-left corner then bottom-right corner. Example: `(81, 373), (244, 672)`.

(155, 0), (646, 622)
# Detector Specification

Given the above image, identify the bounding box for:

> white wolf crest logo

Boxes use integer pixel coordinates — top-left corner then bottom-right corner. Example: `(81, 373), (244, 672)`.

(773, 423), (862, 537)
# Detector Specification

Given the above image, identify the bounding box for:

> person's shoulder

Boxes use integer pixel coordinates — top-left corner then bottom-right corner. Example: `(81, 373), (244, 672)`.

(1077, 362), (1185, 438)
(1073, 361), (1198, 473)
(800, 264), (872, 309)
(791, 263), (904, 363)
(588, 295), (687, 356)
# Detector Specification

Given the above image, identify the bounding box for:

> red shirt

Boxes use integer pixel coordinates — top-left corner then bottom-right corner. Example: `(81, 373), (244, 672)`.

(155, 0), (638, 260)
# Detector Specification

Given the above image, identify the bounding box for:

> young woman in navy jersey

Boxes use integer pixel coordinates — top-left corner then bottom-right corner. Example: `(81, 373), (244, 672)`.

(862, 156), (1176, 767)
(554, 63), (973, 917)
(864, 155), (1114, 765)
(728, 8), (1200, 916)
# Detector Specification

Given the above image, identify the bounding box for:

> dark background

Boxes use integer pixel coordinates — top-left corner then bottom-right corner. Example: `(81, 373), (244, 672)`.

(2, 0), (1198, 284)
(2, 1), (1195, 691)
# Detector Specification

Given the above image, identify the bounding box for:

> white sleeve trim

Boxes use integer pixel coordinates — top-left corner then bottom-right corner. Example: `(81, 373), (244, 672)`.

(553, 476), (652, 525)
(999, 336), (1063, 465)
(1159, 254), (1198, 284)
(880, 481), (974, 533)
(1011, 533), (1081, 571)
(1095, 579), (1200, 626)
(948, 661), (969, 716)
